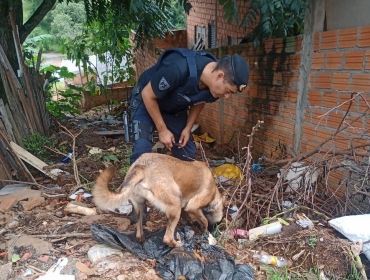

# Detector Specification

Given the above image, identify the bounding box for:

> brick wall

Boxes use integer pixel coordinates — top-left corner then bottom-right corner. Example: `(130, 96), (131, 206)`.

(186, 0), (369, 161)
(135, 30), (187, 78)
(199, 37), (303, 159)
(303, 26), (370, 187)
(187, 0), (252, 48)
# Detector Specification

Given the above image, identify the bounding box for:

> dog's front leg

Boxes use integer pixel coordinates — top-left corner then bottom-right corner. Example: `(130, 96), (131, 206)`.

(163, 205), (182, 248)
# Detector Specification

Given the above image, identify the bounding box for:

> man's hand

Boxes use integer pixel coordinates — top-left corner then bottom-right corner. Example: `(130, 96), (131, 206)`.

(179, 127), (191, 147)
(158, 128), (175, 150)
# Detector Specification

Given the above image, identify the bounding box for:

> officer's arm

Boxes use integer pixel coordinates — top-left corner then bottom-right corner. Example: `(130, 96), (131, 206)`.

(185, 103), (205, 131)
(141, 82), (166, 131)
(141, 82), (175, 149)
(178, 103), (204, 147)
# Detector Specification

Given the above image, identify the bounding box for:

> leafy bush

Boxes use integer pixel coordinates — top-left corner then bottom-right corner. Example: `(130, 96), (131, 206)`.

(41, 65), (83, 118)
(220, 0), (307, 44)
(22, 133), (56, 161)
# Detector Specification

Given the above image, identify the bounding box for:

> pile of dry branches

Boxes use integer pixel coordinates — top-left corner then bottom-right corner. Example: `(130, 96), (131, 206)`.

(220, 92), (369, 230)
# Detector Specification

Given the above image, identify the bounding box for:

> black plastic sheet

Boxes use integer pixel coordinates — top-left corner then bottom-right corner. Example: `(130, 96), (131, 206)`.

(91, 224), (254, 280)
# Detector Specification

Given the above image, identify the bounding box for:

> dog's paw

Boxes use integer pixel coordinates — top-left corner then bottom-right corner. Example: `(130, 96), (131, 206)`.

(136, 233), (145, 243)
(163, 236), (182, 248)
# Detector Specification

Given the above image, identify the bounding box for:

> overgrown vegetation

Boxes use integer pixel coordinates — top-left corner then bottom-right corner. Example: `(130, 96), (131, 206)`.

(219, 0), (307, 44)
(41, 65), (83, 118)
(24, 0), (86, 52)
(22, 133), (56, 161)
(21, 0), (187, 107)
(65, 10), (135, 89)
(23, 0), (187, 53)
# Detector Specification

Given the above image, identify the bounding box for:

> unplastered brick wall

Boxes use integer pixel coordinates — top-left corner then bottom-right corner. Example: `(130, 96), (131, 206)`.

(187, 0), (251, 48)
(135, 30), (187, 78)
(198, 37), (303, 158)
(303, 26), (370, 188)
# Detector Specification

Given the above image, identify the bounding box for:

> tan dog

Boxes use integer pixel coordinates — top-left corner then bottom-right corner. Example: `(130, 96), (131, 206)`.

(93, 153), (223, 247)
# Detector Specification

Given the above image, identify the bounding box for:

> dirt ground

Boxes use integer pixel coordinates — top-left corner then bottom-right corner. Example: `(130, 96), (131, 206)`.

(0, 105), (368, 280)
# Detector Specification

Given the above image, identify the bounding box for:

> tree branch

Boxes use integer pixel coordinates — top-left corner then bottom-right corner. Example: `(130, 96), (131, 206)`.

(19, 0), (57, 43)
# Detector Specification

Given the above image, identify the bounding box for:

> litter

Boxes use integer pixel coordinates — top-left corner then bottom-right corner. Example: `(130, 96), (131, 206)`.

(36, 257), (75, 280)
(61, 152), (73, 163)
(69, 188), (92, 200)
(228, 205), (239, 220)
(88, 147), (103, 155)
(248, 221), (282, 241)
(252, 251), (290, 267)
(193, 132), (216, 143)
(229, 229), (248, 239)
(64, 202), (97, 216)
(295, 213), (314, 229)
(329, 214), (370, 261)
(213, 164), (243, 183)
(91, 224), (254, 280)
(88, 244), (124, 264)
(278, 162), (319, 193)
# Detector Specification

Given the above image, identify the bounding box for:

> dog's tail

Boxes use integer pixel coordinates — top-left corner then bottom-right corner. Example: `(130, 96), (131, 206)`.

(92, 165), (145, 211)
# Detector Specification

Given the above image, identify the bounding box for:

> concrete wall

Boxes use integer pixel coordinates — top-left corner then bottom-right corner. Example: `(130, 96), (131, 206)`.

(326, 0), (370, 30)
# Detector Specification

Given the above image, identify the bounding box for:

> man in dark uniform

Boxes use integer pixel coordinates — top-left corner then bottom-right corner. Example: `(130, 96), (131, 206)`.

(129, 48), (249, 163)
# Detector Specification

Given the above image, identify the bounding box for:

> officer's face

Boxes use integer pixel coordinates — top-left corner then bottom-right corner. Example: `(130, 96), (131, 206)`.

(210, 72), (238, 99)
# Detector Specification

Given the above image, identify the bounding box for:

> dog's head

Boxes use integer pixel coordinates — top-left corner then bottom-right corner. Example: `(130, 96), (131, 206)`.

(203, 191), (223, 225)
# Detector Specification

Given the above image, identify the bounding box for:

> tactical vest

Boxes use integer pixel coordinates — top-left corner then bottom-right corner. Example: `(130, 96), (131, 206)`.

(134, 48), (218, 114)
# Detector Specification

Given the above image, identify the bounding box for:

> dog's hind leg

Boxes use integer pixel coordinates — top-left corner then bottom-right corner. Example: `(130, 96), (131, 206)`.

(132, 200), (145, 243)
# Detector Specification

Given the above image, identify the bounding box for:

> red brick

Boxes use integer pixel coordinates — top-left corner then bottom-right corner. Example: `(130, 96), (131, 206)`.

(321, 30), (337, 49)
(351, 73), (370, 92)
(313, 32), (320, 51)
(332, 72), (351, 91)
(321, 91), (338, 108)
(337, 91), (357, 103)
(308, 91), (321, 106)
(325, 51), (343, 69)
(311, 72), (332, 89)
(358, 26), (370, 47)
(338, 28), (357, 48)
(344, 51), (365, 70)
(365, 50), (370, 70)
(311, 52), (324, 70)
(356, 93), (370, 112)
(327, 112), (345, 129)
(287, 91), (297, 103)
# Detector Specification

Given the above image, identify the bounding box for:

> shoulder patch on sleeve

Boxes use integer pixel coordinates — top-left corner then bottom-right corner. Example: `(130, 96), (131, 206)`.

(158, 76), (170, 91)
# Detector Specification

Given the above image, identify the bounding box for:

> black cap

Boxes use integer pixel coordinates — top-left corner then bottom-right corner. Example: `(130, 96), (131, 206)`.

(230, 54), (249, 92)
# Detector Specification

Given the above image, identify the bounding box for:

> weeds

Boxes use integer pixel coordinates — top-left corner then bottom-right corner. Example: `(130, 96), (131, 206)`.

(22, 133), (56, 162)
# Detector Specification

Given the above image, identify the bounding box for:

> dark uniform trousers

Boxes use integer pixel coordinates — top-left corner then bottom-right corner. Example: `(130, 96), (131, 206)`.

(129, 85), (196, 164)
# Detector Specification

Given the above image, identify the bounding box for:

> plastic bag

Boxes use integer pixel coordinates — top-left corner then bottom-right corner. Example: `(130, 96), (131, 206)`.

(91, 224), (254, 280)
(329, 214), (370, 260)
(213, 164), (243, 182)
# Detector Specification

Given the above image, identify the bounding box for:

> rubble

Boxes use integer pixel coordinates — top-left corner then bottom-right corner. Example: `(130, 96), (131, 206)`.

(0, 105), (368, 279)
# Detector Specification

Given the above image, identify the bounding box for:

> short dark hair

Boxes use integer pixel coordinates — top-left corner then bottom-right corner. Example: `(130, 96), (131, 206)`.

(212, 55), (234, 85)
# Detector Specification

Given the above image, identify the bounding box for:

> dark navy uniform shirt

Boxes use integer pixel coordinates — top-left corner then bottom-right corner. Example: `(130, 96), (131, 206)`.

(136, 51), (218, 113)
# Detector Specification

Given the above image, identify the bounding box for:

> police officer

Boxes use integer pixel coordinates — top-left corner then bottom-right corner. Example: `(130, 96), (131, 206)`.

(129, 48), (249, 163)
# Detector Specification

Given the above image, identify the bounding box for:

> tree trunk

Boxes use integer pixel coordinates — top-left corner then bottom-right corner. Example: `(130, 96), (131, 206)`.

(0, 0), (55, 184)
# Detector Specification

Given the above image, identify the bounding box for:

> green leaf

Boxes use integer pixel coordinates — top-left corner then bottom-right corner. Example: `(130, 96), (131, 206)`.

(103, 154), (119, 163)
(12, 254), (21, 263)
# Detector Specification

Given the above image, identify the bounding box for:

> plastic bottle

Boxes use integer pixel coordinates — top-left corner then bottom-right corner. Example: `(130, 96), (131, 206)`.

(252, 251), (289, 267)
(248, 221), (282, 241)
